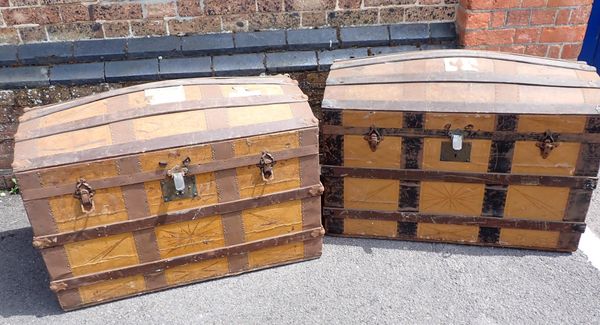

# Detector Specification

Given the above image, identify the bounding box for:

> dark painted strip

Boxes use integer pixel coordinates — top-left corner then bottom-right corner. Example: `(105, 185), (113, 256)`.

(321, 176), (344, 209)
(481, 185), (508, 218)
(320, 134), (344, 166)
(397, 221), (417, 237)
(321, 166), (597, 190)
(478, 227), (500, 244)
(323, 208), (586, 233)
(399, 181), (420, 212)
(321, 109), (342, 125)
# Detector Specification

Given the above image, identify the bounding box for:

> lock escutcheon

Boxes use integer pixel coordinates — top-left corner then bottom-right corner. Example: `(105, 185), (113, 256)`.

(74, 178), (95, 213)
(536, 130), (559, 159)
(258, 152), (276, 182)
(363, 126), (383, 152)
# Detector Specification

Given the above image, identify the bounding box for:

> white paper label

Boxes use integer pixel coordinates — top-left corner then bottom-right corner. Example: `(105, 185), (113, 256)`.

(444, 58), (479, 72)
(144, 86), (186, 105)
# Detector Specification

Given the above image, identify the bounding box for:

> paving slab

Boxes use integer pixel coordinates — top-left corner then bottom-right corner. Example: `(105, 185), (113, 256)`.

(0, 194), (599, 324)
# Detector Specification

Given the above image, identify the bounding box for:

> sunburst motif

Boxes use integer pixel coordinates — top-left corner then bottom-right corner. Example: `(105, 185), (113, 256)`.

(420, 182), (483, 215)
(159, 218), (221, 256)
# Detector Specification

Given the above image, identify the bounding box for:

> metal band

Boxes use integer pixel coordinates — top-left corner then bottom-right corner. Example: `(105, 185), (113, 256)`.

(321, 99), (599, 116)
(32, 184), (324, 249)
(321, 166), (597, 190)
(49, 227), (324, 292)
(21, 144), (319, 201)
(18, 95), (307, 141)
(323, 208), (586, 233)
(327, 72), (600, 89)
(320, 124), (600, 143)
(329, 49), (596, 71)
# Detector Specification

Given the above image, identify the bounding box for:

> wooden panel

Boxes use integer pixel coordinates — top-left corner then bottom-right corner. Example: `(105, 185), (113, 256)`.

(220, 84), (284, 97)
(145, 172), (218, 216)
(247, 242), (304, 268)
(133, 111), (207, 141)
(422, 139), (491, 172)
(417, 224), (479, 242)
(344, 135), (402, 168)
(39, 160), (119, 188)
(139, 144), (213, 172)
(236, 158), (300, 199)
(164, 257), (229, 285)
(504, 185), (570, 221)
(242, 200), (303, 242)
(50, 187), (129, 232)
(28, 125), (113, 157)
(343, 219), (397, 237)
(499, 229), (560, 248)
(39, 100), (108, 128)
(342, 111), (403, 128)
(227, 104), (293, 127)
(511, 141), (581, 176)
(64, 233), (139, 276)
(419, 181), (485, 216)
(232, 132), (299, 157)
(79, 275), (145, 305)
(344, 178), (400, 211)
(424, 113), (495, 131)
(155, 215), (225, 259)
(517, 115), (586, 133)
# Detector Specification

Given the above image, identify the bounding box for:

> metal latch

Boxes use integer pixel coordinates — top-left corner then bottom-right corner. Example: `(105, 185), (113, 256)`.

(258, 152), (276, 181)
(444, 124), (474, 151)
(440, 124), (474, 162)
(536, 130), (559, 159)
(364, 126), (383, 152)
(74, 178), (95, 213)
(161, 157), (197, 202)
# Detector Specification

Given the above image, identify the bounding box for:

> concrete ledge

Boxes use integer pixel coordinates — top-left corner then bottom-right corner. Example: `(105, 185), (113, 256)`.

(0, 23), (456, 68)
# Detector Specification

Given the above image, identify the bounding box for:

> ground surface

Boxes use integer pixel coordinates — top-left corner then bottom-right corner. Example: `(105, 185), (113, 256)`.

(1, 193), (599, 325)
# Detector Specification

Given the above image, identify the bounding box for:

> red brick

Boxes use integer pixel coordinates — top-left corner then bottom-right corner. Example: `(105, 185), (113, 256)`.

(168, 16), (221, 35)
(92, 4), (143, 20)
(462, 28), (515, 46)
(514, 27), (540, 43)
(507, 9), (530, 26)
(0, 27), (19, 44)
(102, 21), (130, 38)
(258, 0), (284, 12)
(338, 0), (362, 9)
(525, 44), (548, 56)
(205, 0), (255, 15)
(463, 0), (520, 10)
(547, 0), (592, 7)
(530, 9), (556, 25)
(177, 0), (203, 16)
(540, 25), (586, 43)
(144, 2), (177, 18)
(60, 4), (90, 23)
(503, 45), (526, 54)
(11, 0), (38, 6)
(465, 11), (491, 29)
(490, 11), (506, 28)
(131, 20), (167, 36)
(547, 44), (561, 58)
(285, 0), (335, 11)
(555, 9), (570, 25)
(2, 7), (61, 25)
(420, 0), (443, 4)
(561, 43), (582, 59)
(0, 0), (9, 7)
(521, 0), (546, 7)
(570, 5), (591, 24)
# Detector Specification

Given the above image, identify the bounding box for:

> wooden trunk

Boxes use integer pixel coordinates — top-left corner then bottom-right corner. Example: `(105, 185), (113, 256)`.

(320, 50), (600, 252)
(13, 76), (324, 310)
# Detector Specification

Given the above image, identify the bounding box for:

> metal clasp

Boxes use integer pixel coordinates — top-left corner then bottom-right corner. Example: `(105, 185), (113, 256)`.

(258, 152), (276, 181)
(445, 124), (473, 151)
(167, 157), (191, 195)
(364, 126), (383, 152)
(536, 130), (559, 159)
(74, 178), (95, 213)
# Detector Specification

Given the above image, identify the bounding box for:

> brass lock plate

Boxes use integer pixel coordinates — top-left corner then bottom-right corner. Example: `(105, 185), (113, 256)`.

(440, 141), (472, 162)
(160, 175), (198, 202)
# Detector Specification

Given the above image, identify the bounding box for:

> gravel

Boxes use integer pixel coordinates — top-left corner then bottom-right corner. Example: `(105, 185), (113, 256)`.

(0, 196), (599, 324)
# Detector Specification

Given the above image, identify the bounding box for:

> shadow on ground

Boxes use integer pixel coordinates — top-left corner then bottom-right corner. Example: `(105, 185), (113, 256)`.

(0, 228), (62, 317)
(323, 234), (571, 258)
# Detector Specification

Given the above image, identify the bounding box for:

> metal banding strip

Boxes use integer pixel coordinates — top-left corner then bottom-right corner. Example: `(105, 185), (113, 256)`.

(17, 95), (307, 141)
(329, 49), (596, 71)
(321, 166), (597, 190)
(323, 208), (586, 233)
(32, 184), (324, 249)
(320, 124), (600, 143)
(321, 99), (599, 116)
(49, 227), (325, 292)
(327, 73), (600, 89)
(21, 77), (299, 120)
(20, 144), (319, 201)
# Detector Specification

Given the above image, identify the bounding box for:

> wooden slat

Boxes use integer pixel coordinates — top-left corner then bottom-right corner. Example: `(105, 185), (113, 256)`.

(329, 49), (596, 71)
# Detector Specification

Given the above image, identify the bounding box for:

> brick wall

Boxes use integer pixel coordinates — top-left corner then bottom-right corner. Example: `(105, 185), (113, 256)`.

(456, 0), (592, 59)
(0, 0), (457, 45)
